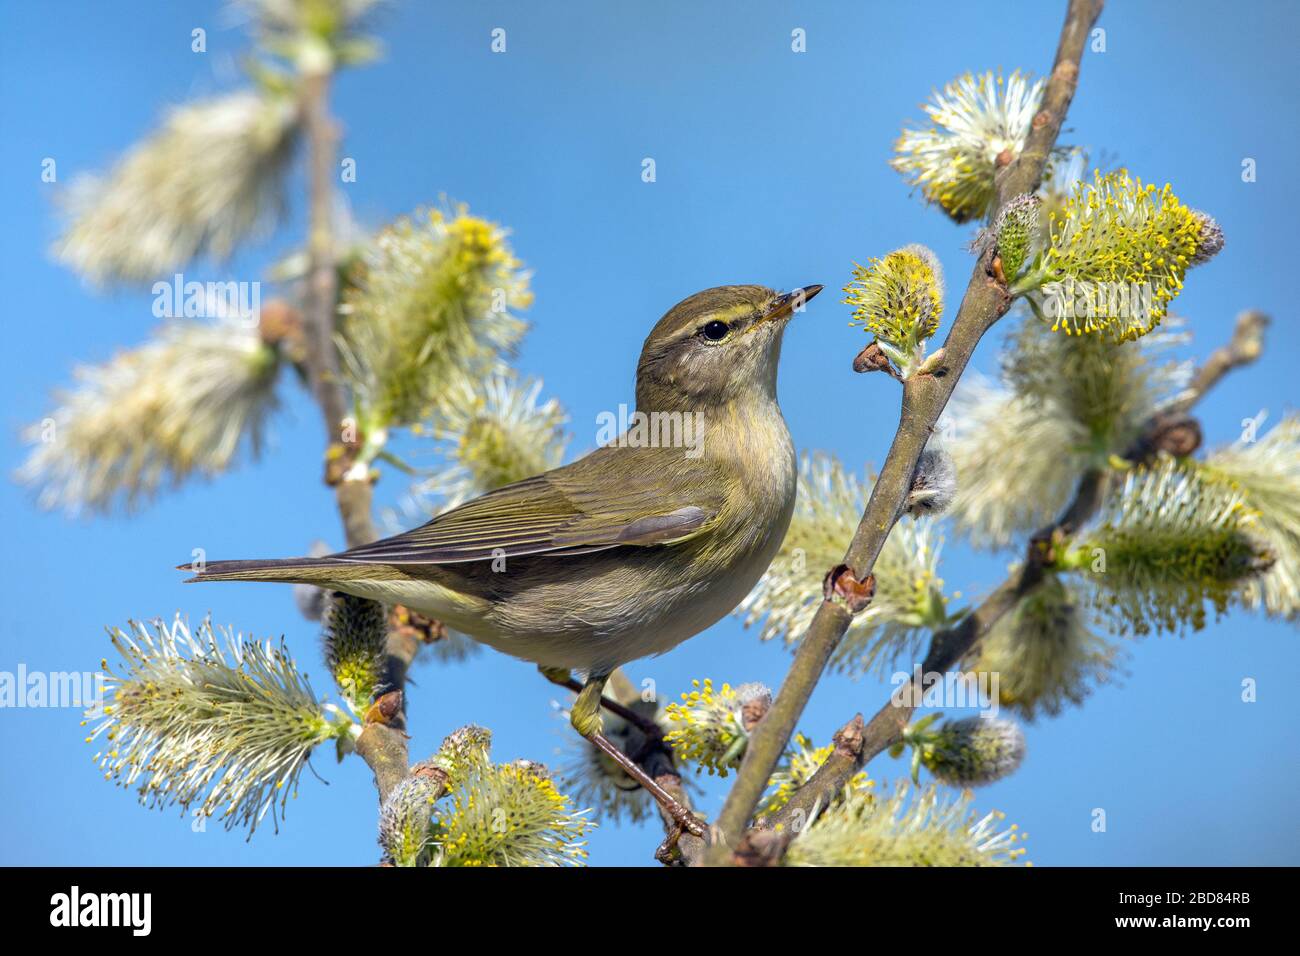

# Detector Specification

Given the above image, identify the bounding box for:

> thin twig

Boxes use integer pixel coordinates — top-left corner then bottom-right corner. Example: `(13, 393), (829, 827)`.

(298, 64), (411, 806)
(1170, 311), (1268, 417)
(299, 70), (349, 454)
(706, 0), (1105, 863)
(601, 671), (708, 866)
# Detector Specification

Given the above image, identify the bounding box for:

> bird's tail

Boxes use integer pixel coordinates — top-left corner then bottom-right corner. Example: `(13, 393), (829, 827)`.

(180, 556), (349, 585)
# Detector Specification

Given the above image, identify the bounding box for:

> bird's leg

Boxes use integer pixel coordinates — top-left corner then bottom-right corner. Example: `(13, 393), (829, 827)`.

(538, 666), (663, 740)
(568, 671), (705, 839)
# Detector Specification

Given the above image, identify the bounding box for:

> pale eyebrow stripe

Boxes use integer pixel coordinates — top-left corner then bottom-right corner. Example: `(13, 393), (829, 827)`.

(667, 301), (763, 345)
(695, 303), (758, 332)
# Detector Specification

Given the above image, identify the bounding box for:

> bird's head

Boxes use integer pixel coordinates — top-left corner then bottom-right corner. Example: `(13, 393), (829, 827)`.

(635, 284), (821, 411)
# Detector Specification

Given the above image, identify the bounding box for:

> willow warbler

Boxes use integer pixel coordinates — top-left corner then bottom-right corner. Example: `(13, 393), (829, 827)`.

(183, 283), (821, 835)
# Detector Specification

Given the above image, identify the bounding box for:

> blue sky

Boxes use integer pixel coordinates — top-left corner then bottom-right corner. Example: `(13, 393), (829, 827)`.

(1, 0), (1296, 866)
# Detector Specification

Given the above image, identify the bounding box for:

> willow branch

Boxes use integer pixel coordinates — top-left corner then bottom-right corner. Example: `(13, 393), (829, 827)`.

(765, 307), (1269, 838)
(710, 277), (1011, 857)
(994, 0), (1099, 205)
(300, 71), (348, 455)
(706, 0), (1104, 863)
(1170, 310), (1268, 416)
(300, 70), (378, 549)
(298, 65), (410, 805)
(594, 672), (706, 867)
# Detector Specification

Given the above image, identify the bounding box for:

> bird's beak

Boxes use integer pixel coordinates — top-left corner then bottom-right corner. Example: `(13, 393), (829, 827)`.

(762, 284), (823, 324)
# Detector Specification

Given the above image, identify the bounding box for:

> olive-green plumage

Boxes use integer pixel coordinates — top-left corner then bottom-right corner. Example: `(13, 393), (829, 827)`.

(184, 284), (820, 677)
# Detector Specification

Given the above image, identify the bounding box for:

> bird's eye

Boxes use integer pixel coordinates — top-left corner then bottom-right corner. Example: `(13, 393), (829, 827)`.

(700, 320), (730, 341)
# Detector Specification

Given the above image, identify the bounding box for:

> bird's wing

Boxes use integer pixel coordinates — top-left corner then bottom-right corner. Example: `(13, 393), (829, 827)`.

(337, 447), (728, 565)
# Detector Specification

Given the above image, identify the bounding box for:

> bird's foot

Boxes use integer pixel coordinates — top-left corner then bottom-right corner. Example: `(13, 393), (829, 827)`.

(583, 729), (705, 839)
(538, 665), (573, 688)
(538, 665), (664, 740)
(654, 823), (686, 865)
